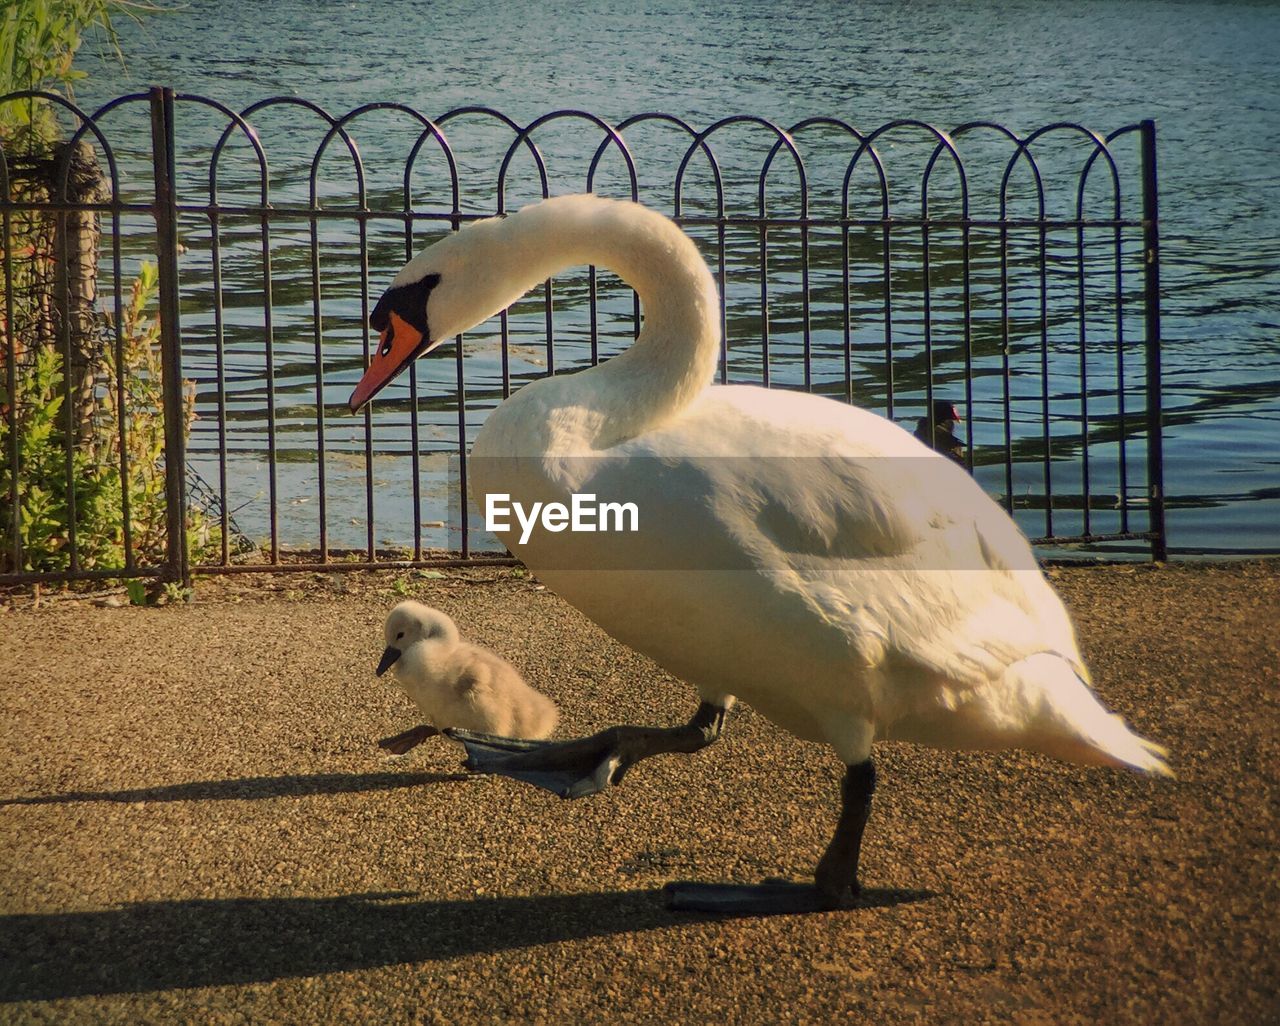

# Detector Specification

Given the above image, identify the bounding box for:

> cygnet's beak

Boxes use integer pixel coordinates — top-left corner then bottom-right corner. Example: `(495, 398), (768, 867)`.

(376, 646), (402, 677)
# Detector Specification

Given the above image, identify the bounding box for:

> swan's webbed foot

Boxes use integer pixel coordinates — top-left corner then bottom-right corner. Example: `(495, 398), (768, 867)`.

(664, 758), (876, 915)
(441, 730), (619, 798)
(377, 723), (440, 755)
(445, 701), (728, 800)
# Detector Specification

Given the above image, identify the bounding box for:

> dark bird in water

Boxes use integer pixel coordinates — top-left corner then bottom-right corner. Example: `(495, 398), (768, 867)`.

(915, 400), (966, 467)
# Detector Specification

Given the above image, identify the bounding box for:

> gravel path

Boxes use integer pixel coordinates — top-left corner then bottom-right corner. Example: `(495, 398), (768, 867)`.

(1, 561), (1276, 1025)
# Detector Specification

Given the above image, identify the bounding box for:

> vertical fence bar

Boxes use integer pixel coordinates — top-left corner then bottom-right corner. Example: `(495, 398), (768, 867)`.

(307, 206), (329, 562)
(453, 204), (469, 558)
(1113, 218), (1129, 534)
(840, 217), (852, 403)
(960, 218), (974, 472)
(588, 265), (600, 366)
(544, 278), (556, 374)
(1140, 120), (1167, 560)
(716, 216), (728, 384)
(149, 87), (189, 585)
(406, 221), (424, 561)
(758, 221), (770, 387)
(209, 209), (231, 566)
(107, 185), (135, 571)
(455, 330), (469, 558)
(52, 150), (79, 573)
(998, 222), (1014, 513)
(408, 359), (423, 561)
(881, 217), (895, 419)
(1076, 222), (1091, 536)
(259, 199), (278, 564)
(799, 216), (813, 392)
(359, 204), (375, 562)
(499, 303), (512, 399)
(920, 211), (935, 445)
(1038, 224), (1053, 536)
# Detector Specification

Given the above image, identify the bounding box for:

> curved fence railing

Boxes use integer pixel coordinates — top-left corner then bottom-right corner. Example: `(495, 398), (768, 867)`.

(0, 87), (1166, 585)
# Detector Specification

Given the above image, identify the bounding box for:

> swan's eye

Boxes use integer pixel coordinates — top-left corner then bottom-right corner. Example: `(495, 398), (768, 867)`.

(396, 630), (405, 640)
(379, 327), (394, 358)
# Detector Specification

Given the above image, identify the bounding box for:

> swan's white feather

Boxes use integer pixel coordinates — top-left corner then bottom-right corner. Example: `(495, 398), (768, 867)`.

(395, 194), (1169, 776)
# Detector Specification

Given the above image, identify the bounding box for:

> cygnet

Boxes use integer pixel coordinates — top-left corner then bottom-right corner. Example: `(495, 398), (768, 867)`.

(374, 601), (558, 754)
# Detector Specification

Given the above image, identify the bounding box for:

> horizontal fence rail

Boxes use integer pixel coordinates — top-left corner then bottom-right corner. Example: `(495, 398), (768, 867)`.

(0, 87), (1166, 586)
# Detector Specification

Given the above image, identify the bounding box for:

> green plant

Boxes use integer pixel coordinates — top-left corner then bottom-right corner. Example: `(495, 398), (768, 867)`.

(0, 0), (202, 583)
(0, 1), (164, 105)
(0, 261), (219, 575)
(0, 0), (154, 137)
(4, 346), (80, 566)
(100, 260), (195, 562)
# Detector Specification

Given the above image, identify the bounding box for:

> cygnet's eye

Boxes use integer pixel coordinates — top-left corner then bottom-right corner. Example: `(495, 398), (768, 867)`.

(396, 630), (405, 641)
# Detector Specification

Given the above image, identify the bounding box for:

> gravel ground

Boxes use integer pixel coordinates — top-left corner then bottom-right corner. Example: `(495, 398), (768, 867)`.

(1, 561), (1277, 1025)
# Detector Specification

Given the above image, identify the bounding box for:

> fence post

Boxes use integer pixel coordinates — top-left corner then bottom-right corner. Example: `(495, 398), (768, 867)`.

(149, 86), (189, 585)
(1140, 120), (1168, 561)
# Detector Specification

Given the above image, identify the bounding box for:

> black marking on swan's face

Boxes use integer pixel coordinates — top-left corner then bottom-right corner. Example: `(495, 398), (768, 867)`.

(349, 272), (445, 413)
(370, 272), (441, 357)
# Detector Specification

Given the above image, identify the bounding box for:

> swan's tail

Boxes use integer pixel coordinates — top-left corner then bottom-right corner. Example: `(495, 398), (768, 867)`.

(1068, 712), (1174, 777)
(1015, 653), (1175, 777)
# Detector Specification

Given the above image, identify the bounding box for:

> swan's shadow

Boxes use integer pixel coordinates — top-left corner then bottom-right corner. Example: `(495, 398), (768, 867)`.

(0, 886), (933, 1000)
(0, 770), (469, 807)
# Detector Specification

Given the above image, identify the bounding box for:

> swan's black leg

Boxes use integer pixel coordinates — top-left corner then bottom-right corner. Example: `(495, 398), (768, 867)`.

(378, 723), (439, 754)
(663, 757), (876, 915)
(814, 758), (876, 908)
(446, 700), (728, 799)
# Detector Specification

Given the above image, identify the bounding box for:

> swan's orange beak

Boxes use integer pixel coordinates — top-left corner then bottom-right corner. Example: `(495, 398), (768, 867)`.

(348, 311), (434, 413)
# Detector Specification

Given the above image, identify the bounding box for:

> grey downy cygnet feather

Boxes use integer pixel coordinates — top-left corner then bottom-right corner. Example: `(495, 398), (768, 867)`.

(374, 601), (558, 754)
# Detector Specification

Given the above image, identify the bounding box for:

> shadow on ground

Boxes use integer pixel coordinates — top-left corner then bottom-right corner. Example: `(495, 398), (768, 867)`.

(0, 887), (931, 1000)
(0, 770), (470, 807)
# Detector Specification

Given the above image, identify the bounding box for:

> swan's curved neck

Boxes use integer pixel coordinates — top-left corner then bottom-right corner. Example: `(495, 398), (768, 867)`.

(456, 197), (721, 447)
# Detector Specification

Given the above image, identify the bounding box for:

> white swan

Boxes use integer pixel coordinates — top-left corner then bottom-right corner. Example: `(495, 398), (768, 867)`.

(349, 194), (1170, 913)
(373, 601), (558, 753)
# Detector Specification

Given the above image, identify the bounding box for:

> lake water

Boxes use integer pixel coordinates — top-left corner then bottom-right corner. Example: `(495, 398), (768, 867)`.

(75, 0), (1280, 556)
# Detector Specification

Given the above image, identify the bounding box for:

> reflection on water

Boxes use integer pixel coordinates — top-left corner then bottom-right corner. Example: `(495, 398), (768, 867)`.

(73, 0), (1280, 556)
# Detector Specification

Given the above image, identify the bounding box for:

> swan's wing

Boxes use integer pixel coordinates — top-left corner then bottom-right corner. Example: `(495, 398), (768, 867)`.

(713, 454), (1077, 685)
(612, 391), (1086, 693)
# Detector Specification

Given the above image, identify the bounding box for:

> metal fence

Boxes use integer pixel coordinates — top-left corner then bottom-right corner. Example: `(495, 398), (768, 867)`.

(0, 87), (1167, 586)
